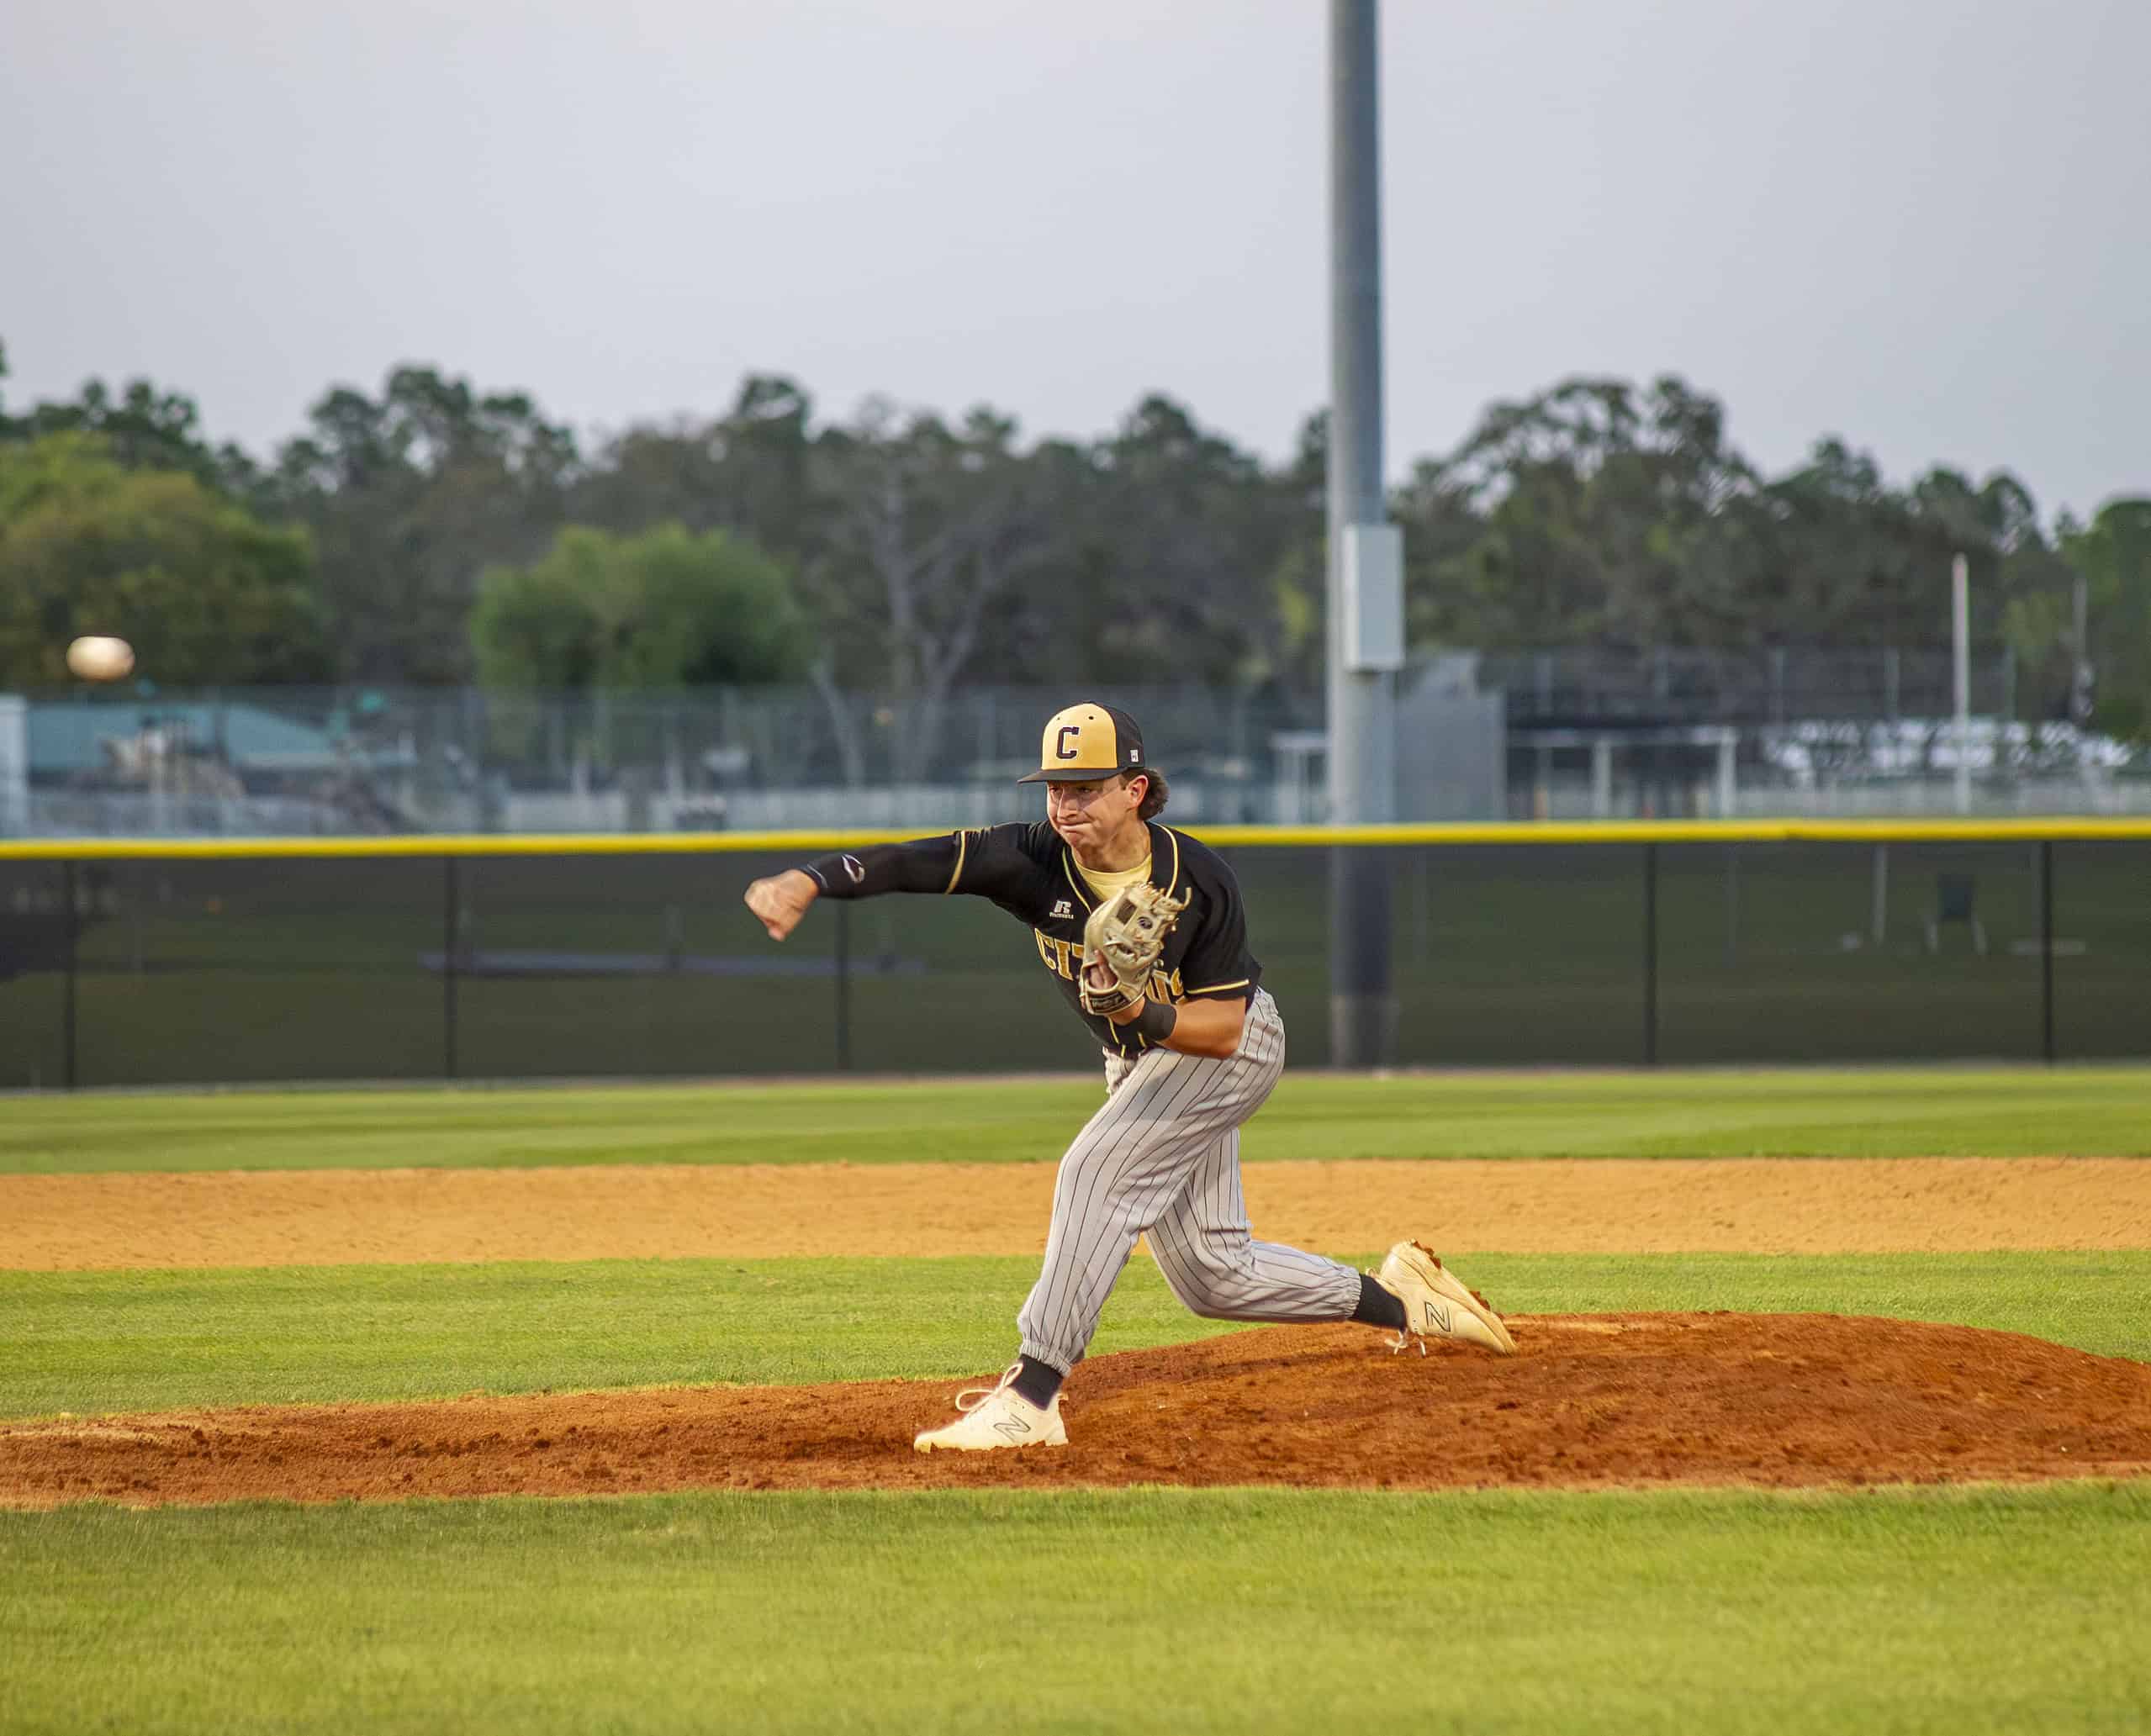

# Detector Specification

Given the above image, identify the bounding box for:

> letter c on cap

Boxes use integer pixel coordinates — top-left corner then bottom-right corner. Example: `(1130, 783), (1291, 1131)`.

(1055, 725), (1081, 761)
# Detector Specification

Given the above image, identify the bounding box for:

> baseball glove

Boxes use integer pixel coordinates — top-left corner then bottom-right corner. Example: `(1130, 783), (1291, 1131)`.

(1079, 882), (1190, 1016)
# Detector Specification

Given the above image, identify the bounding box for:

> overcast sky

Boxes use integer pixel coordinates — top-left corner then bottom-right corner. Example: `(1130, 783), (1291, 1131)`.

(5, 0), (2146, 520)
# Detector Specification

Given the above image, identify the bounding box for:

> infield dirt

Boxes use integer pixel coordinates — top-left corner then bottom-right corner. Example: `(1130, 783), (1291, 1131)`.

(7, 1314), (2148, 1507)
(5, 1155), (2147, 1269)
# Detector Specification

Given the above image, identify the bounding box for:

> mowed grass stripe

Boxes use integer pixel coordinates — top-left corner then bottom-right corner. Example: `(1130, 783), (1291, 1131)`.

(6, 1067), (2151, 1174)
(4, 1251), (2145, 1419)
(4, 1486), (2148, 1736)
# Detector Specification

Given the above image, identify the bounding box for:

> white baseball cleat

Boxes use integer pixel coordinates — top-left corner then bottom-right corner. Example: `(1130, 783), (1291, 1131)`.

(912, 1364), (1069, 1453)
(1374, 1241), (1518, 1355)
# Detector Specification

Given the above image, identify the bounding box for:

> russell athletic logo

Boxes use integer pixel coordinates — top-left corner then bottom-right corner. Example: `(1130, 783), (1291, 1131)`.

(1049, 899), (1075, 920)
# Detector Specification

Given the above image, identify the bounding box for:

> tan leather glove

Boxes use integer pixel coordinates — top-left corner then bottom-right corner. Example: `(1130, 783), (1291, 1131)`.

(1078, 882), (1190, 1016)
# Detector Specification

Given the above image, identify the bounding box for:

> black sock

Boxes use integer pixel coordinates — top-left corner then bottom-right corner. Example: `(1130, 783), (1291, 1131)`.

(1011, 1354), (1064, 1410)
(1352, 1271), (1406, 1332)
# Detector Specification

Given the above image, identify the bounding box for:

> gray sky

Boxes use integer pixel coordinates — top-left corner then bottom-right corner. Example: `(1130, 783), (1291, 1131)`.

(5, 0), (2146, 520)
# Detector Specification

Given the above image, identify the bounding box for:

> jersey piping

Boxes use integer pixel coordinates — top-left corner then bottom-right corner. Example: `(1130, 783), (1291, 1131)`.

(1060, 852), (1097, 911)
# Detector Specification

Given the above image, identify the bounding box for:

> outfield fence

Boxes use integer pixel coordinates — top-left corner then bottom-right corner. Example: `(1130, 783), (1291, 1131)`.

(2, 821), (2147, 1089)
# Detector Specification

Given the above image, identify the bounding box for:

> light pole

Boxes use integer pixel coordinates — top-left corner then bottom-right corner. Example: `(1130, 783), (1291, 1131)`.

(1952, 552), (1970, 815)
(1326, 0), (1403, 1065)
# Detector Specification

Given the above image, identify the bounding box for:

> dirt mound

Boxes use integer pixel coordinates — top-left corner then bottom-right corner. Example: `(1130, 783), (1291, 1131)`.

(6, 1314), (2148, 1508)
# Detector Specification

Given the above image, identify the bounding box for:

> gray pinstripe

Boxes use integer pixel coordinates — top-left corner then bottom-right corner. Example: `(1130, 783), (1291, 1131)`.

(1016, 990), (1361, 1374)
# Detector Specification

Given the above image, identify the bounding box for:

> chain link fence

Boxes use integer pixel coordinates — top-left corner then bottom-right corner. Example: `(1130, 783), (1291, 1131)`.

(6, 649), (2143, 836)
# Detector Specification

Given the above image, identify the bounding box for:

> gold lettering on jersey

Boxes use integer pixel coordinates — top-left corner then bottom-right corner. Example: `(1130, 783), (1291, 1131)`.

(1033, 929), (1083, 981)
(1149, 966), (1185, 1003)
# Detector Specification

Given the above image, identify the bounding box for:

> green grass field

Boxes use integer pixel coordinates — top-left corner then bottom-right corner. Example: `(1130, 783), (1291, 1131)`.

(5, 1252), (2147, 1419)
(8, 1065), (2151, 1173)
(3, 1071), (2148, 1733)
(5, 1486), (2148, 1735)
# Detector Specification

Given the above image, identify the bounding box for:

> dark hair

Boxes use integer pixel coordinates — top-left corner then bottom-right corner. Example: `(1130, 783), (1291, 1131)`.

(1125, 768), (1168, 821)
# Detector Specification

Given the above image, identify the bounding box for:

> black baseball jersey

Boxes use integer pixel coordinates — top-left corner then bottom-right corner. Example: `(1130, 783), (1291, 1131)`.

(801, 821), (1260, 1056)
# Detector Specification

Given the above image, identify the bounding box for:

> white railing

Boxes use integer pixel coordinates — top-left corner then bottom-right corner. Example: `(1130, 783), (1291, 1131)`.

(15, 792), (370, 837)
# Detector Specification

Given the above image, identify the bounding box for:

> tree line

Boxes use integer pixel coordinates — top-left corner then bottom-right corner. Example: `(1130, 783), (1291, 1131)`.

(1, 340), (2145, 739)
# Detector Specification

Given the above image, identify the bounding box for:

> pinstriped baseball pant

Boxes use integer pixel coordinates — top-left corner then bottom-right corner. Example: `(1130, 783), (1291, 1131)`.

(1017, 989), (1362, 1376)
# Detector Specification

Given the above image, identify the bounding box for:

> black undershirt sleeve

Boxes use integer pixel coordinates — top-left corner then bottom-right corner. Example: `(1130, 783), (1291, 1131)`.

(800, 836), (960, 900)
(802, 825), (1044, 905)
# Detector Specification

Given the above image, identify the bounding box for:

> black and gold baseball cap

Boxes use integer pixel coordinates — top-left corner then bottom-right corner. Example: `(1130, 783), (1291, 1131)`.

(1017, 702), (1148, 784)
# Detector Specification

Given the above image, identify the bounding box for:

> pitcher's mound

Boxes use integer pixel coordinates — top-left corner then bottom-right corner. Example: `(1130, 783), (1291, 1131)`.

(7, 1313), (2148, 1507)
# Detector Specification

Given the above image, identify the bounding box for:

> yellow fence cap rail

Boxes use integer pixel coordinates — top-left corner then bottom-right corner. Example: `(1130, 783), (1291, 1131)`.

(3, 815), (2151, 859)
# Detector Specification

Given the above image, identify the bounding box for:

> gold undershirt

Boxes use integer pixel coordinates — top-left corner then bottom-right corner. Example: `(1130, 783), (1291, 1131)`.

(1075, 855), (1151, 904)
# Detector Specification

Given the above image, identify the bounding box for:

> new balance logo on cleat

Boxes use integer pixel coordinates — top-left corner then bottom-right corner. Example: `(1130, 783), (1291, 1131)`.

(1375, 1241), (1518, 1355)
(912, 1366), (1069, 1452)
(1049, 899), (1075, 919)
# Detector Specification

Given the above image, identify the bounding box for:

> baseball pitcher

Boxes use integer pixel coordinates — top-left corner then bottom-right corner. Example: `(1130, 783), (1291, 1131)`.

(743, 702), (1514, 1453)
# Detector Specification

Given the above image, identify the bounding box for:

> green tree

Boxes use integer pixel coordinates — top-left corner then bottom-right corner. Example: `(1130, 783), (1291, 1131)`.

(1086, 394), (1313, 688)
(2061, 499), (2151, 740)
(1256, 412), (1334, 700)
(263, 366), (580, 683)
(978, 394), (1321, 699)
(572, 375), (817, 565)
(0, 433), (325, 686)
(471, 522), (811, 690)
(2, 341), (259, 494)
(7, 377), (259, 496)
(1405, 377), (1759, 651)
(1398, 373), (2087, 682)
(805, 400), (1050, 780)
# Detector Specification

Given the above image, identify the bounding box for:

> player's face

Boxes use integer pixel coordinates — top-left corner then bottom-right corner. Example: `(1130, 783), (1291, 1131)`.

(1046, 775), (1139, 842)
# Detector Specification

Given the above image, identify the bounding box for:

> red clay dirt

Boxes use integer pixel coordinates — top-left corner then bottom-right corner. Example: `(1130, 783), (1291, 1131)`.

(6, 1313), (2148, 1507)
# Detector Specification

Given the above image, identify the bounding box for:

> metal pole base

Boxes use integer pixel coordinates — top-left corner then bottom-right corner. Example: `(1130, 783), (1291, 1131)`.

(1329, 992), (1396, 1071)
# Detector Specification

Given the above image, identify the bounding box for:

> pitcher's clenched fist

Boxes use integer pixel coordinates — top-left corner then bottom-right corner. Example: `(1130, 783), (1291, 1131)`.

(743, 868), (818, 940)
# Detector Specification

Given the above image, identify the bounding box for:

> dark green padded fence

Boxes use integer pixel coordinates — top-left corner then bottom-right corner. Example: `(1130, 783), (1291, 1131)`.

(1, 825), (2144, 1088)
